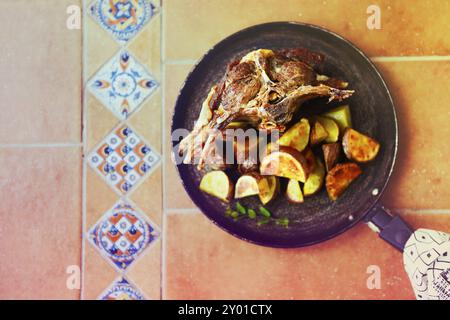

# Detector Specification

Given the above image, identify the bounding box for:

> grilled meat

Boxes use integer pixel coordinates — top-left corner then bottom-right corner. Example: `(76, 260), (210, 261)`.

(178, 48), (354, 169)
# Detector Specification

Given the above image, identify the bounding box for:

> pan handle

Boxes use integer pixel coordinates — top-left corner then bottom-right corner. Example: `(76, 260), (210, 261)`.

(364, 204), (413, 252)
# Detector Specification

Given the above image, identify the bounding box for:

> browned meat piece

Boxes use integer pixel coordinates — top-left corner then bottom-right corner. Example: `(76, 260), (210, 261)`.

(178, 48), (354, 169)
(268, 52), (316, 88)
(221, 62), (261, 109)
(278, 48), (325, 70)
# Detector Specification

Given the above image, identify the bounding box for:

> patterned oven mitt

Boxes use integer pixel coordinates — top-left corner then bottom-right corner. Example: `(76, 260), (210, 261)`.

(403, 229), (450, 300)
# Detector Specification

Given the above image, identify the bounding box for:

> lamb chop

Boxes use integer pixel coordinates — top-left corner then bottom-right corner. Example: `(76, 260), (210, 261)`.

(177, 48), (354, 170)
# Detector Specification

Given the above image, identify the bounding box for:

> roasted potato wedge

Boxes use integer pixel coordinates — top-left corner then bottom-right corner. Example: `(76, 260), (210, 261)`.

(260, 146), (311, 182)
(325, 163), (362, 201)
(199, 171), (234, 202)
(286, 179), (304, 203)
(342, 128), (380, 163)
(315, 116), (339, 143)
(310, 120), (329, 145)
(278, 118), (310, 152)
(323, 105), (352, 132)
(303, 158), (325, 196)
(322, 143), (342, 172)
(258, 176), (280, 205)
(235, 174), (260, 199)
(302, 148), (316, 176)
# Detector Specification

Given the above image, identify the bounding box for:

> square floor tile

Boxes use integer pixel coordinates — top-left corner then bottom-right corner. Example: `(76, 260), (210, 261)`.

(0, 0), (82, 144)
(0, 147), (82, 299)
(88, 0), (159, 45)
(88, 124), (161, 195)
(87, 50), (158, 120)
(88, 200), (160, 271)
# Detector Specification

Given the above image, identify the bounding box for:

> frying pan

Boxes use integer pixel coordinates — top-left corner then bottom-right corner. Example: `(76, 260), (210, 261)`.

(171, 22), (412, 250)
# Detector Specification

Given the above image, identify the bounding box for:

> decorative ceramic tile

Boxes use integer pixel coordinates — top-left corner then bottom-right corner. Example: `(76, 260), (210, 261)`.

(89, 0), (159, 45)
(88, 50), (158, 120)
(88, 124), (160, 194)
(89, 201), (159, 270)
(100, 277), (145, 300)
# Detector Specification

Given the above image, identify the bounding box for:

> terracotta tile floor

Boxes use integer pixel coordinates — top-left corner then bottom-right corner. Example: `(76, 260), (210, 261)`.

(0, 148), (82, 299)
(0, 0), (449, 299)
(164, 0), (450, 61)
(165, 211), (450, 300)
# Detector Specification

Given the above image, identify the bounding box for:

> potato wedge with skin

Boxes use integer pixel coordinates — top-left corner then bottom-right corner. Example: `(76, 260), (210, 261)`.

(303, 158), (325, 196)
(342, 128), (380, 163)
(310, 120), (328, 145)
(322, 143), (342, 172)
(258, 176), (280, 205)
(286, 179), (304, 203)
(315, 116), (339, 143)
(199, 171), (234, 202)
(235, 174), (260, 199)
(260, 146), (311, 182)
(323, 105), (352, 132)
(326, 163), (362, 201)
(302, 148), (316, 176)
(278, 118), (310, 152)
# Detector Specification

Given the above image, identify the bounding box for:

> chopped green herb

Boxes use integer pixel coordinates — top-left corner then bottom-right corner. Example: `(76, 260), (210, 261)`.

(236, 202), (247, 215)
(258, 206), (271, 218)
(230, 211), (240, 218)
(257, 217), (271, 226)
(276, 217), (290, 228)
(225, 207), (233, 216)
(248, 208), (256, 219)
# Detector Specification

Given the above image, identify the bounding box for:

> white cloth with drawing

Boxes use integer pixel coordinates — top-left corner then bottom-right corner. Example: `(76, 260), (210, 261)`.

(403, 228), (450, 300)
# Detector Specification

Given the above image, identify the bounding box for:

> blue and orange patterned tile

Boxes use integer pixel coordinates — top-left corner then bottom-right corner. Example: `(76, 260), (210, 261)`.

(88, 50), (158, 120)
(88, 0), (159, 45)
(88, 200), (160, 271)
(88, 124), (160, 195)
(100, 277), (145, 300)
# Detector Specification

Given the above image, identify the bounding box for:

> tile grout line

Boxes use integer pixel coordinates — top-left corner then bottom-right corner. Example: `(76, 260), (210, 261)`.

(80, 0), (88, 301)
(160, 1), (167, 300)
(370, 56), (450, 62)
(165, 208), (200, 215)
(0, 143), (83, 148)
(395, 209), (450, 215)
(163, 59), (197, 65)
